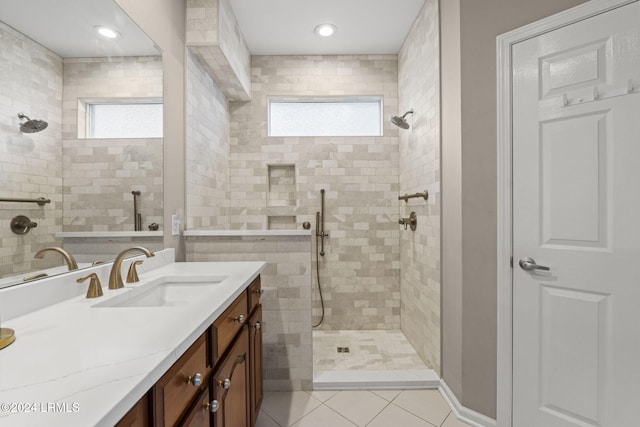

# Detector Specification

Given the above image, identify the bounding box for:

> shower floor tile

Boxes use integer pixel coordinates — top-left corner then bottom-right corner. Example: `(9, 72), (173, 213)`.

(313, 330), (429, 371)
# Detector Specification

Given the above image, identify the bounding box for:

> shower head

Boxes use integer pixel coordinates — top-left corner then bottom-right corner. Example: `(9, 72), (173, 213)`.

(390, 109), (414, 129)
(18, 113), (48, 133)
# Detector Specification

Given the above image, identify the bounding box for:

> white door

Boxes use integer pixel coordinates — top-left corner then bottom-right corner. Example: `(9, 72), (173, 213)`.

(512, 2), (640, 426)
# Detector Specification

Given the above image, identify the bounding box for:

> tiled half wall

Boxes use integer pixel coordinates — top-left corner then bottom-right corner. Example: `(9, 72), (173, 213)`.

(186, 234), (313, 391)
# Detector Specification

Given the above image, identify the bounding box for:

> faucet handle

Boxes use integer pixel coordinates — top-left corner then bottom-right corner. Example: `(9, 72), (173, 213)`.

(77, 273), (103, 299)
(126, 260), (144, 283)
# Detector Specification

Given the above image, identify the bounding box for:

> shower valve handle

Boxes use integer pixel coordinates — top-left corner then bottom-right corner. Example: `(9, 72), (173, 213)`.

(399, 212), (417, 231)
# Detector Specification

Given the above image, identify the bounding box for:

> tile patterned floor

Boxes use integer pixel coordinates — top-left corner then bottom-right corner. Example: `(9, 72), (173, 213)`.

(257, 390), (472, 427)
(313, 330), (428, 371)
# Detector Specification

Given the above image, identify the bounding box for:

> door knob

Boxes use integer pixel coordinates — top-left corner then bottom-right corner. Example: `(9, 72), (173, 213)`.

(518, 257), (550, 271)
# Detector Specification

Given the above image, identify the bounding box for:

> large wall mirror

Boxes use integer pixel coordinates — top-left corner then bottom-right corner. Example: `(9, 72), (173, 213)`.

(0, 0), (164, 288)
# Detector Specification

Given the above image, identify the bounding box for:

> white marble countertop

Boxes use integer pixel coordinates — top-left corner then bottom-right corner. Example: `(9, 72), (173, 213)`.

(0, 259), (265, 426)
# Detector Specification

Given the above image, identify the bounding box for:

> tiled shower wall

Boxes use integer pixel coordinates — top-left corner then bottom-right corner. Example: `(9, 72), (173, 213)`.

(229, 55), (401, 330)
(398, 0), (441, 373)
(186, 49), (230, 229)
(0, 22), (64, 278)
(61, 57), (163, 232)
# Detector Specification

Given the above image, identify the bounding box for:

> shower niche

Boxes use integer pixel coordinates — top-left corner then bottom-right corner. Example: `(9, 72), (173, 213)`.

(267, 164), (297, 229)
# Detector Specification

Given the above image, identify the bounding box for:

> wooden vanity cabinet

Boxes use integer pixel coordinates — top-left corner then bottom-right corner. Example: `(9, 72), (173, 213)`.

(118, 274), (263, 427)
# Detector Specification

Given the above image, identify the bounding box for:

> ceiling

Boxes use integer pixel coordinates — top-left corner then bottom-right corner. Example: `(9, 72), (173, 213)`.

(0, 0), (159, 57)
(230, 0), (426, 55)
(0, 0), (426, 57)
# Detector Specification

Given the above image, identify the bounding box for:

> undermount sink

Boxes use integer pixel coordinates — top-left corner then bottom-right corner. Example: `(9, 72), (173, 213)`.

(93, 275), (226, 308)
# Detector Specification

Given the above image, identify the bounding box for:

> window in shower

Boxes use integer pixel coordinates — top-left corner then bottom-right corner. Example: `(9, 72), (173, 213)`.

(268, 96), (383, 137)
(79, 98), (163, 139)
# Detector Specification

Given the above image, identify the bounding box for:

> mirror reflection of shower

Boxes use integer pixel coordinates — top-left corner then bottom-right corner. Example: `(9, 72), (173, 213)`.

(17, 113), (48, 133)
(132, 190), (142, 231)
(314, 189), (328, 327)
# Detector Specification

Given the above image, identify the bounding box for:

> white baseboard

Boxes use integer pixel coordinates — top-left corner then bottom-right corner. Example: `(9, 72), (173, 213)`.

(439, 380), (497, 427)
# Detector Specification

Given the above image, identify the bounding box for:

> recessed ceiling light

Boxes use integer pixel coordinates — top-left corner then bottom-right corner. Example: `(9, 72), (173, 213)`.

(315, 24), (336, 37)
(95, 26), (120, 39)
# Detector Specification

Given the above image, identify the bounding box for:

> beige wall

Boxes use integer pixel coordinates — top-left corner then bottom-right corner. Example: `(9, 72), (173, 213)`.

(440, 0), (590, 418)
(115, 0), (187, 260)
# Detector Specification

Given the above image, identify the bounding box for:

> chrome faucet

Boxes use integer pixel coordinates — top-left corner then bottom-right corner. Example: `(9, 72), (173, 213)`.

(34, 247), (79, 270)
(108, 246), (155, 290)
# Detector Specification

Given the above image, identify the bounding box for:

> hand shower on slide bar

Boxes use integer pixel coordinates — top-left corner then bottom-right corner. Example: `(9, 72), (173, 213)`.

(132, 191), (142, 231)
(316, 189), (328, 256)
(314, 189), (328, 328)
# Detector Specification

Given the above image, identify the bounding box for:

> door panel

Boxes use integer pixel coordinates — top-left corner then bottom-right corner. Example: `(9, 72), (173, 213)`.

(512, 2), (640, 426)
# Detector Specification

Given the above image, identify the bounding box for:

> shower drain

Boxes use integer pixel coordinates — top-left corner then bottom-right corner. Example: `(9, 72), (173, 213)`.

(337, 347), (350, 353)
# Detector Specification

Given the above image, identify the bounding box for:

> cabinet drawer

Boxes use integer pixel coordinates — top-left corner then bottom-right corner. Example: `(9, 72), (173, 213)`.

(247, 276), (262, 314)
(211, 291), (248, 366)
(154, 334), (210, 427)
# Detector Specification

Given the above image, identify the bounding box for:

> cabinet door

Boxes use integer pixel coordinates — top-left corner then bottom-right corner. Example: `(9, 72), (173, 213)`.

(180, 386), (211, 427)
(212, 326), (250, 427)
(116, 393), (149, 427)
(249, 305), (263, 427)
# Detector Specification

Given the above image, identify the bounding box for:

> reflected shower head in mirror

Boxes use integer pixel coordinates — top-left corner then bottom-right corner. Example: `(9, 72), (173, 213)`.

(390, 109), (414, 129)
(17, 113), (48, 133)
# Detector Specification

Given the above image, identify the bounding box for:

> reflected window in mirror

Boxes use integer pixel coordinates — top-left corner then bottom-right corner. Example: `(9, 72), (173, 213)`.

(81, 99), (163, 139)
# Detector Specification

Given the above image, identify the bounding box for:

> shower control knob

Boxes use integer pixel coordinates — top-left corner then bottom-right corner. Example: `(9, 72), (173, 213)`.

(302, 222), (311, 230)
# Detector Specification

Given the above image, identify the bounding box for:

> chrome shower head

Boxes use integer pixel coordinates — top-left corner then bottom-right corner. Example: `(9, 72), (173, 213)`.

(390, 109), (414, 129)
(18, 113), (48, 133)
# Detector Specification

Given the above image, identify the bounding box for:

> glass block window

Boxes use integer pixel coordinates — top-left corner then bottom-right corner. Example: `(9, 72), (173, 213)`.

(268, 97), (382, 137)
(87, 102), (163, 138)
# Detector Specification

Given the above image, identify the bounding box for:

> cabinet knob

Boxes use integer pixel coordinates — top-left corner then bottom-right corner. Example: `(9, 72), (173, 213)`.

(254, 321), (261, 331)
(203, 400), (219, 413)
(233, 314), (245, 323)
(185, 372), (202, 387)
(218, 378), (231, 389)
(254, 288), (264, 295)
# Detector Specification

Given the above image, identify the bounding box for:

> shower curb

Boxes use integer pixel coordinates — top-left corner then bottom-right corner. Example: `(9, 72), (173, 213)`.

(312, 369), (439, 390)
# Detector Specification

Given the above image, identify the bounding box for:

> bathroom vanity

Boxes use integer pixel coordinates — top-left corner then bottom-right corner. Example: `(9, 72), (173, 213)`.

(0, 252), (265, 427)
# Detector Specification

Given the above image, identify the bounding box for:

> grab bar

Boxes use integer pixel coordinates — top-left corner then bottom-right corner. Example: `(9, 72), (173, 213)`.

(398, 190), (428, 202)
(0, 197), (50, 206)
